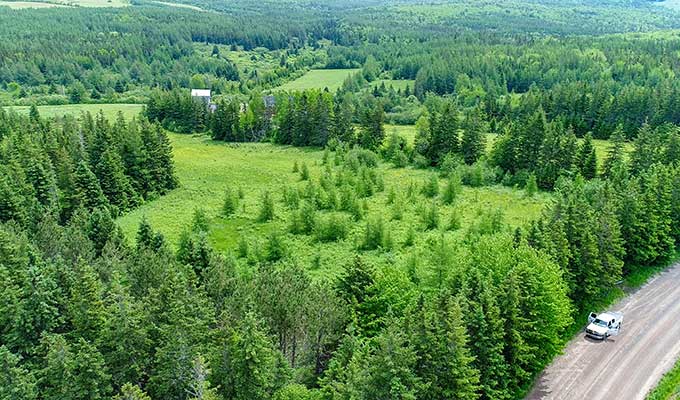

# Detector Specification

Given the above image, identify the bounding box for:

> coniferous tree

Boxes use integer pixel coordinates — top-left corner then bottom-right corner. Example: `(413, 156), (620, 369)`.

(0, 345), (37, 400)
(460, 106), (488, 165)
(358, 99), (385, 151)
(72, 160), (108, 212)
(602, 126), (627, 178)
(577, 133), (597, 179)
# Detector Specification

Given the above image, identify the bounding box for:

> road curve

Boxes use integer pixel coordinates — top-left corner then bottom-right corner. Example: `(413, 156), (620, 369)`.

(526, 263), (680, 400)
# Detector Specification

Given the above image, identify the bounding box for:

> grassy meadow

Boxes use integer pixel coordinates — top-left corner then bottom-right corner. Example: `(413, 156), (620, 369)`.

(117, 132), (550, 279)
(276, 69), (360, 92)
(3, 103), (143, 120)
(371, 79), (415, 92)
(0, 1), (65, 8)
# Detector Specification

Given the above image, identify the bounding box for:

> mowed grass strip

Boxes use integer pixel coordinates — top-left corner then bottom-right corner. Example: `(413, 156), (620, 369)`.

(276, 69), (360, 92)
(4, 103), (143, 120)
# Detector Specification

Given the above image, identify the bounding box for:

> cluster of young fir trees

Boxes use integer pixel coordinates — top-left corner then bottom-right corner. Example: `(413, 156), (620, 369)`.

(0, 107), (176, 223)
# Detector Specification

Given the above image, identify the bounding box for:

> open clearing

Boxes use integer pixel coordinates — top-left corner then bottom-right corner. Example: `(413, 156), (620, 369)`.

(527, 262), (680, 400)
(385, 124), (631, 167)
(0, 1), (66, 7)
(4, 103), (143, 120)
(117, 133), (550, 277)
(276, 69), (360, 91)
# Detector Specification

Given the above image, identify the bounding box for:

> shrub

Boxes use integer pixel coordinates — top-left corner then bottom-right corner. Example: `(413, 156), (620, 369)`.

(525, 173), (538, 197)
(441, 172), (462, 205)
(257, 190), (275, 222)
(289, 201), (316, 235)
(315, 213), (349, 242)
(192, 208), (210, 233)
(265, 230), (287, 262)
(300, 162), (310, 181)
(469, 208), (504, 236)
(447, 208), (461, 231)
(360, 216), (386, 250)
(222, 187), (239, 216)
(422, 174), (439, 198)
(421, 201), (439, 230)
(392, 150), (408, 168)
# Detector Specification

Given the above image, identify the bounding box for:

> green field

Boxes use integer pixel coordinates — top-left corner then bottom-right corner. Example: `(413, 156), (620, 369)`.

(4, 103), (143, 120)
(276, 69), (360, 92)
(372, 79), (415, 92)
(150, 0), (204, 10)
(0, 0), (128, 6)
(0, 1), (65, 8)
(117, 133), (550, 277)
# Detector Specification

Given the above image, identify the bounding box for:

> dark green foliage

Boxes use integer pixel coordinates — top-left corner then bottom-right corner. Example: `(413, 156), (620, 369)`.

(577, 134), (598, 180)
(358, 98), (386, 151)
(216, 312), (288, 400)
(460, 106), (488, 165)
(405, 295), (480, 400)
(0, 346), (37, 400)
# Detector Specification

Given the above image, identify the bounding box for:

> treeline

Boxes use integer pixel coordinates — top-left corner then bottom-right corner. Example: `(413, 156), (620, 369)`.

(0, 108), (177, 224)
(146, 89), (388, 150)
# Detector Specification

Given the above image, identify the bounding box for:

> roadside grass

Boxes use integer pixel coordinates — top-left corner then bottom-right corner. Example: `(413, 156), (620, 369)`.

(275, 69), (360, 92)
(647, 356), (680, 400)
(3, 103), (143, 120)
(116, 132), (550, 278)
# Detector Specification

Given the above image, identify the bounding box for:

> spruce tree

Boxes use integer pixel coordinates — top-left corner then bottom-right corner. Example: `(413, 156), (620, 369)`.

(72, 161), (108, 212)
(358, 99), (385, 151)
(578, 133), (597, 179)
(0, 345), (37, 400)
(602, 126), (627, 178)
(460, 106), (488, 165)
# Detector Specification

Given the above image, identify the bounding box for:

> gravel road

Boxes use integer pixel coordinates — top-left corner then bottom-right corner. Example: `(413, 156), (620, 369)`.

(526, 263), (680, 400)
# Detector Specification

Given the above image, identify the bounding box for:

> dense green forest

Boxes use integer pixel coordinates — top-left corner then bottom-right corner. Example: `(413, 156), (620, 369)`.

(2, 0), (680, 399)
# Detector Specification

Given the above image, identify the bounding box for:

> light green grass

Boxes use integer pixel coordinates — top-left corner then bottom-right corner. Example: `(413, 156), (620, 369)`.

(117, 133), (550, 278)
(276, 69), (360, 92)
(4, 103), (143, 121)
(0, 1), (66, 7)
(372, 79), (415, 92)
(150, 0), (204, 11)
(62, 0), (128, 6)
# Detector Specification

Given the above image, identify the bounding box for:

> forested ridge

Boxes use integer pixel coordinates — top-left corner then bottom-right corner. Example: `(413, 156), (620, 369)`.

(2, 0), (680, 399)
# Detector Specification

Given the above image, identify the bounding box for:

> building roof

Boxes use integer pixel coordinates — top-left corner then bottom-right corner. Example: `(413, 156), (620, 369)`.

(191, 89), (211, 97)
